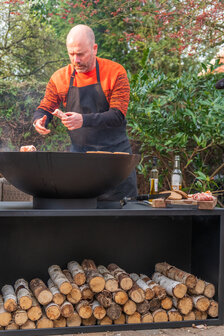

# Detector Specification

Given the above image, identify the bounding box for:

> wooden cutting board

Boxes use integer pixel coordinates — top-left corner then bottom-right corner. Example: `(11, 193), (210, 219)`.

(152, 197), (217, 210)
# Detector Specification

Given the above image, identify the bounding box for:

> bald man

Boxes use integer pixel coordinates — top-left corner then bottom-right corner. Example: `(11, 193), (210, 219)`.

(33, 24), (137, 201)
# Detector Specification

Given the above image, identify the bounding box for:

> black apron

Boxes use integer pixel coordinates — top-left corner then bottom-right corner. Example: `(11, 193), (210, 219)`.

(66, 59), (137, 201)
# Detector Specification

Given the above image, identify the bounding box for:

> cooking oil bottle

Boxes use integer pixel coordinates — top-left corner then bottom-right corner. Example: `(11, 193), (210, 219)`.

(150, 157), (159, 194)
(171, 155), (182, 190)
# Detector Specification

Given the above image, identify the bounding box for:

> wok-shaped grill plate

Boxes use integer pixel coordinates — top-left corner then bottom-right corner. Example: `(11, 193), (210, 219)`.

(0, 152), (140, 199)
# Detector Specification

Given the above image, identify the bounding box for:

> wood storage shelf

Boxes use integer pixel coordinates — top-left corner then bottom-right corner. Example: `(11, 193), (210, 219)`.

(0, 202), (223, 335)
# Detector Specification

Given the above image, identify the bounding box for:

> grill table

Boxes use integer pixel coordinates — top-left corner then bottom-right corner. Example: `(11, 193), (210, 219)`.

(0, 201), (223, 335)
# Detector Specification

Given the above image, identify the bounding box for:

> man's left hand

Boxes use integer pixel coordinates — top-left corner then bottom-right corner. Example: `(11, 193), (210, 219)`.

(61, 112), (83, 130)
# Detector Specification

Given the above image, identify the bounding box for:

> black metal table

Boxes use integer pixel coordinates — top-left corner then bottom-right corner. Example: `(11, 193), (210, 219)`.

(0, 202), (223, 335)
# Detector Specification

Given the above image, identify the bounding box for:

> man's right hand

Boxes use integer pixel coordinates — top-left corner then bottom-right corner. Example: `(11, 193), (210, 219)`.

(33, 115), (51, 135)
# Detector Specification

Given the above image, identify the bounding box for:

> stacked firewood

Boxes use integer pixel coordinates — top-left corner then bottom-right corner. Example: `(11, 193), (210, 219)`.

(0, 260), (218, 330)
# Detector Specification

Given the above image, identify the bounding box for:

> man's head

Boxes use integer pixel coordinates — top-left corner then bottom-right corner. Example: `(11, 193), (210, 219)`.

(66, 25), (97, 73)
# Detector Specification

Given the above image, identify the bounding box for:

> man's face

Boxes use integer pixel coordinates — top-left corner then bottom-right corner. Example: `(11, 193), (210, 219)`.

(67, 38), (97, 73)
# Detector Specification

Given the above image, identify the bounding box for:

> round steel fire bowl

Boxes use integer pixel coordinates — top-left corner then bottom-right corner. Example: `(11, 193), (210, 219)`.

(0, 152), (140, 199)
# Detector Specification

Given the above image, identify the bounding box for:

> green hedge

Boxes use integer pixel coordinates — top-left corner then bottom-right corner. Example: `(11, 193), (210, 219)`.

(128, 61), (224, 194)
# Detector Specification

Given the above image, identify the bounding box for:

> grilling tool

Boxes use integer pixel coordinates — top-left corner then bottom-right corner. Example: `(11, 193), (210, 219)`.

(120, 192), (171, 207)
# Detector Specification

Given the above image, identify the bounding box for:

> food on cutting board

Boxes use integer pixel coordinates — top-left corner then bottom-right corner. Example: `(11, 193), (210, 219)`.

(159, 190), (182, 200)
(188, 191), (215, 201)
(20, 145), (36, 152)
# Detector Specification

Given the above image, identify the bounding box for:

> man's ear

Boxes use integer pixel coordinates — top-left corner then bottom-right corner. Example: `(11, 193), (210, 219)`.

(93, 43), (98, 56)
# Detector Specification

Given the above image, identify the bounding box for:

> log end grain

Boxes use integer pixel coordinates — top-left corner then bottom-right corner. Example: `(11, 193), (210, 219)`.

(208, 300), (218, 318)
(89, 277), (105, 293)
(27, 306), (42, 322)
(20, 320), (36, 329)
(141, 312), (153, 323)
(183, 311), (196, 321)
(126, 311), (141, 324)
(153, 309), (168, 323)
(114, 313), (126, 325)
(59, 282), (73, 295)
(0, 312), (12, 327)
(66, 312), (81, 327)
(37, 290), (53, 306)
(173, 283), (187, 299)
(4, 299), (17, 313)
(19, 296), (32, 310)
(53, 316), (66, 328)
(36, 316), (53, 329)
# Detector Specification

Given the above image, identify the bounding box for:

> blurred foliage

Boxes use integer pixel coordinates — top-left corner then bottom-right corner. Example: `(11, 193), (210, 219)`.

(128, 54), (224, 195)
(0, 80), (70, 151)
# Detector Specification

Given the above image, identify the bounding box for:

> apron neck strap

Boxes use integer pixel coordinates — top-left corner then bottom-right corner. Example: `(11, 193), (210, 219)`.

(69, 59), (100, 88)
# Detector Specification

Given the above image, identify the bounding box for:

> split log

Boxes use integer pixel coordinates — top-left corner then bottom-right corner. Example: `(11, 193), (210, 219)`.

(66, 312), (81, 327)
(47, 279), (65, 306)
(60, 300), (74, 318)
(106, 302), (122, 320)
(188, 279), (205, 295)
(98, 315), (112, 325)
(14, 279), (32, 310)
(194, 310), (208, 320)
(173, 296), (193, 315)
(136, 280), (154, 300)
(148, 297), (161, 312)
(80, 284), (94, 301)
(30, 278), (53, 305)
(207, 300), (218, 318)
(123, 299), (137, 315)
(114, 313), (126, 324)
(45, 302), (60, 320)
(82, 259), (105, 293)
(96, 290), (113, 308)
(14, 309), (28, 326)
(126, 311), (141, 324)
(63, 269), (82, 304)
(68, 261), (86, 286)
(76, 300), (92, 319)
(5, 319), (19, 330)
(48, 265), (72, 295)
(82, 315), (96, 326)
(152, 309), (168, 322)
(98, 265), (118, 292)
(107, 263), (133, 290)
(53, 316), (66, 328)
(36, 313), (53, 328)
(130, 274), (154, 300)
(20, 319), (36, 329)
(113, 289), (128, 305)
(155, 262), (197, 289)
(161, 296), (173, 310)
(27, 296), (42, 321)
(0, 295), (12, 326)
(141, 312), (153, 323)
(152, 272), (187, 299)
(167, 308), (182, 321)
(183, 311), (196, 321)
(136, 300), (149, 314)
(192, 295), (210, 312)
(140, 274), (166, 300)
(128, 283), (145, 303)
(204, 282), (215, 298)
(2, 285), (17, 312)
(91, 300), (106, 320)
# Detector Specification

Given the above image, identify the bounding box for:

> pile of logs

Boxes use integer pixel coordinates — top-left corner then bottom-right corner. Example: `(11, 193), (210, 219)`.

(0, 260), (218, 330)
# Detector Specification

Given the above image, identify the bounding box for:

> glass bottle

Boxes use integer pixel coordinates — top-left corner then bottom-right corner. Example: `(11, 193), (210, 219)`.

(150, 157), (159, 194)
(171, 155), (182, 190)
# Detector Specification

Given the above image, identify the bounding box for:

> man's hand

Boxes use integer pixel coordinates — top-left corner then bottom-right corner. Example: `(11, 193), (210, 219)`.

(61, 112), (83, 130)
(33, 115), (51, 135)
